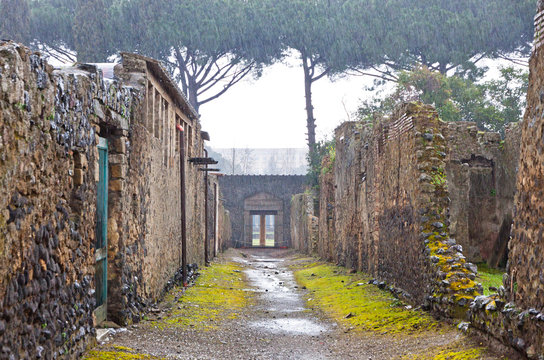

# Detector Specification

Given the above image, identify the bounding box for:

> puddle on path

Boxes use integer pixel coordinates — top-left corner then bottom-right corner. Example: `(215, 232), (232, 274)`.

(243, 253), (330, 337)
(250, 318), (327, 336)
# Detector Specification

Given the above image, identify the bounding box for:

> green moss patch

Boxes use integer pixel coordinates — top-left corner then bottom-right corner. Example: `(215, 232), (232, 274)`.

(83, 346), (164, 360)
(293, 263), (441, 334)
(149, 262), (250, 330)
(401, 341), (486, 359)
(476, 263), (504, 296)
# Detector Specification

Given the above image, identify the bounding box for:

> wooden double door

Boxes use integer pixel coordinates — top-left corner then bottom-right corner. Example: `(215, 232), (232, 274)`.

(251, 212), (276, 247)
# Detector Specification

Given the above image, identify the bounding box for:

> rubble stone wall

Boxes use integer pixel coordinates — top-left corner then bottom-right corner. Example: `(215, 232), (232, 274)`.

(290, 192), (318, 254)
(0, 43), (222, 359)
(0, 42), (120, 359)
(318, 159), (335, 262)
(468, 4), (544, 357)
(445, 122), (521, 265)
(307, 103), (484, 317)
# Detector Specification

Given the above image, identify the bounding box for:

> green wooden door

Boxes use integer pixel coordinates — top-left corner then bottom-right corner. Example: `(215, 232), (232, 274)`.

(95, 137), (108, 324)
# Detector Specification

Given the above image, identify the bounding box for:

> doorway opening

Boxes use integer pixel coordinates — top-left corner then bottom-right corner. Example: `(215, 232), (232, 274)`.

(251, 212), (276, 247)
(95, 137), (108, 324)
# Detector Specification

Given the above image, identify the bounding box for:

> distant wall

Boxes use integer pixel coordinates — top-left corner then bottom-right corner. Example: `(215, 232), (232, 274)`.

(290, 192), (318, 254)
(219, 175), (306, 248)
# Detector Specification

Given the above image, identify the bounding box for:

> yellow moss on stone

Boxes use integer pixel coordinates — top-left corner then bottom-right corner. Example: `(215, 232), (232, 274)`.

(149, 262), (250, 331)
(293, 263), (442, 335)
(449, 278), (477, 292)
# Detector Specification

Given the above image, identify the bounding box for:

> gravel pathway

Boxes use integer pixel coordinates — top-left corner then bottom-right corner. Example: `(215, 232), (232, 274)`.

(90, 249), (509, 359)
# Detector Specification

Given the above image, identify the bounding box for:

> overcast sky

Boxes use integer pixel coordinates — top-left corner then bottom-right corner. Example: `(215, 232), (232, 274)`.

(199, 54), (378, 150)
(198, 56), (527, 150)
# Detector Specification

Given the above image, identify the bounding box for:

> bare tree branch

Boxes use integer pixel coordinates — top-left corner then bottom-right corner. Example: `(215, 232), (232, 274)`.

(198, 60), (237, 89)
(33, 42), (77, 63)
(312, 67), (329, 82)
(198, 63), (254, 107)
(347, 68), (399, 83)
(497, 53), (529, 67)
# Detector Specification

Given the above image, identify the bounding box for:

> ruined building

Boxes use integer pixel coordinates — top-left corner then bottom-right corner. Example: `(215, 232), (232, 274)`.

(467, 3), (544, 357)
(291, 3), (544, 356)
(0, 42), (230, 359)
(219, 175), (306, 248)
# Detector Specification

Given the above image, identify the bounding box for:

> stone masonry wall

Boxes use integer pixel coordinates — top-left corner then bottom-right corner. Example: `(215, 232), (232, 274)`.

(219, 175), (306, 248)
(0, 42), (121, 359)
(318, 157), (335, 263)
(309, 103), (482, 317)
(467, 3), (544, 357)
(114, 54), (207, 309)
(0, 43), (218, 359)
(445, 122), (521, 265)
(290, 192), (318, 254)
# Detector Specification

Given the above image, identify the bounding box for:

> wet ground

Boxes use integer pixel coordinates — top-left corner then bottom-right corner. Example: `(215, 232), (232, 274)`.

(87, 249), (510, 359)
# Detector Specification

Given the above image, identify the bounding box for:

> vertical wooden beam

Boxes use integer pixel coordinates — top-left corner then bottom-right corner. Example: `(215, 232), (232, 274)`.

(260, 215), (266, 247)
(204, 149), (209, 265)
(214, 182), (218, 257)
(177, 124), (187, 286)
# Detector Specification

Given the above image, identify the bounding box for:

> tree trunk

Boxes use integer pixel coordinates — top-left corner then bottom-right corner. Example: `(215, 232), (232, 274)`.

(187, 78), (200, 114)
(302, 55), (316, 154)
(438, 62), (448, 74)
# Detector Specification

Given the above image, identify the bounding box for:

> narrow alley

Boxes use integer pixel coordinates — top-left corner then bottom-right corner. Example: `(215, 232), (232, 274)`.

(85, 250), (506, 360)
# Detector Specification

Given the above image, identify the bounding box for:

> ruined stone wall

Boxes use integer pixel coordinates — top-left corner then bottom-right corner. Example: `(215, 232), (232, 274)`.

(218, 204), (232, 253)
(218, 175), (306, 248)
(445, 122), (520, 265)
(202, 175), (231, 259)
(0, 43), (214, 358)
(94, 54), (209, 324)
(318, 158), (335, 262)
(467, 4), (544, 357)
(334, 123), (363, 271)
(311, 103), (482, 316)
(290, 192), (318, 254)
(0, 42), (120, 359)
(507, 33), (544, 311)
